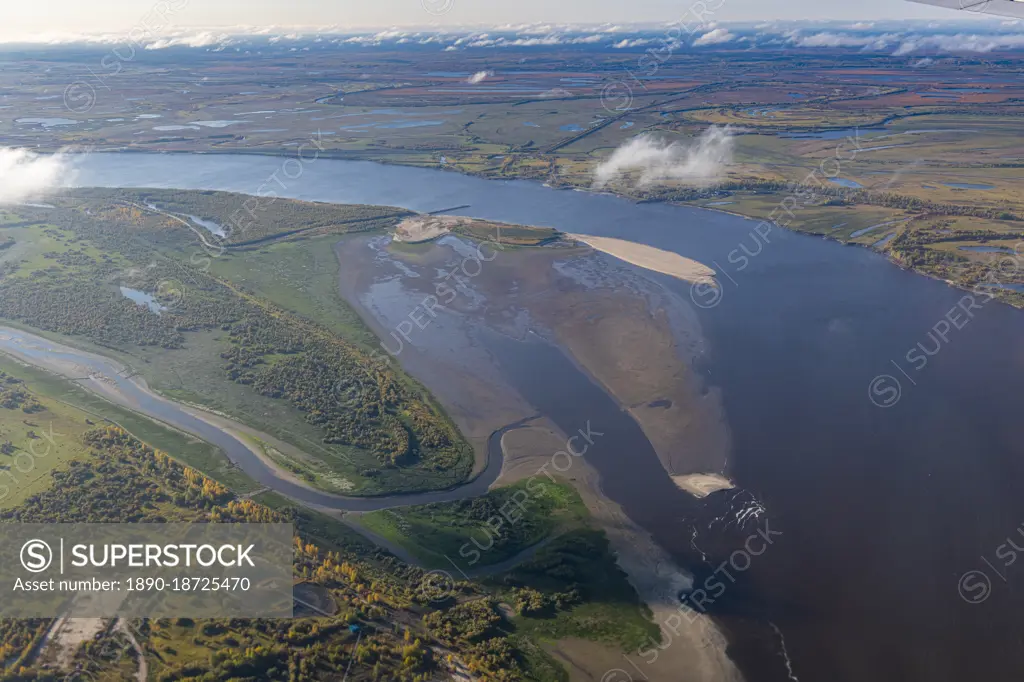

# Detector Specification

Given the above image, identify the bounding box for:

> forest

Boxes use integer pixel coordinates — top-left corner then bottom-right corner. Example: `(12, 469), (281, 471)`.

(69, 187), (412, 247)
(0, 424), (650, 681)
(0, 192), (474, 491)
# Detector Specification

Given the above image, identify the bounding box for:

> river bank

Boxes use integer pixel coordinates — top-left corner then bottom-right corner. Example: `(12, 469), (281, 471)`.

(0, 230), (744, 680)
(0, 325), (511, 511)
(52, 151), (1024, 682)
(59, 145), (1023, 309)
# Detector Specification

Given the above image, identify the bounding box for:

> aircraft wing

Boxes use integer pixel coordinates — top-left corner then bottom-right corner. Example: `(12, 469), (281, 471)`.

(908, 0), (1024, 18)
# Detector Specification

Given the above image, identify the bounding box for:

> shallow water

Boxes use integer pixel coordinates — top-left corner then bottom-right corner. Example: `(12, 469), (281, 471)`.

(829, 177), (863, 188)
(119, 286), (165, 314)
(778, 127), (886, 140)
(943, 182), (995, 190)
(15, 117), (77, 127)
(186, 214), (227, 237)
(61, 152), (1024, 682)
(960, 245), (1013, 253)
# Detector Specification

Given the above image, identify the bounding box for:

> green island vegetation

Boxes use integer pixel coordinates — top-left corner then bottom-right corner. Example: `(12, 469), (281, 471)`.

(0, 374), (658, 681)
(358, 478), (588, 569)
(451, 221), (561, 247)
(0, 192), (474, 495)
(130, 189), (413, 247)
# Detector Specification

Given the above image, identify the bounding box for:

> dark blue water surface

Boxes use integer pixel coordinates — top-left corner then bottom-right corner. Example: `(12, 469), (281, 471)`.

(64, 153), (1024, 682)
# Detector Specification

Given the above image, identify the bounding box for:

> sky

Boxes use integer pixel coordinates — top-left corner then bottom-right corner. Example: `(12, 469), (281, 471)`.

(2, 0), (971, 37)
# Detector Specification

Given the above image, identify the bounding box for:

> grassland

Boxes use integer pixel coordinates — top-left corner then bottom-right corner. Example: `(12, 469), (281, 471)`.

(493, 529), (660, 654)
(358, 478), (587, 569)
(0, 354), (259, 505)
(0, 364), (98, 509)
(207, 233), (381, 348)
(355, 477), (659, 660)
(452, 220), (561, 247)
(0, 194), (475, 496)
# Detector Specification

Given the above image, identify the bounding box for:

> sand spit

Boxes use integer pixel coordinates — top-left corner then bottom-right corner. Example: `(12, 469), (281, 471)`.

(566, 233), (716, 284)
(392, 215), (464, 243)
(672, 473), (736, 498)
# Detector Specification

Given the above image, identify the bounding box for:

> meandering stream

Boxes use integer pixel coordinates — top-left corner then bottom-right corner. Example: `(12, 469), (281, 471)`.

(0, 326), (512, 511)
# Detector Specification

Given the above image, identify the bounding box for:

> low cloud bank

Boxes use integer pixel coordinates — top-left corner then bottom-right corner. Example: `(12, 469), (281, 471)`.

(467, 70), (493, 84)
(693, 28), (735, 46)
(0, 148), (72, 204)
(593, 127), (734, 189)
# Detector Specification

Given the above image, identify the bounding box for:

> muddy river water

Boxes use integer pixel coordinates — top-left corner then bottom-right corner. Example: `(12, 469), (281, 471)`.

(30, 152), (1024, 682)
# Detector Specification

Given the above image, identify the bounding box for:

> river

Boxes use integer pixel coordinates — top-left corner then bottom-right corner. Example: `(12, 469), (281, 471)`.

(0, 326), (510, 511)
(37, 152), (1024, 682)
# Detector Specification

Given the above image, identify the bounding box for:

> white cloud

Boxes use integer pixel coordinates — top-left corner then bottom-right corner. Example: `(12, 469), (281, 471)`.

(776, 29), (1024, 54)
(145, 32), (234, 50)
(790, 31), (901, 48)
(593, 127), (735, 189)
(893, 33), (1024, 54)
(693, 28), (735, 46)
(0, 148), (72, 204)
(612, 38), (653, 48)
(8, 24), (1024, 58)
(467, 70), (493, 84)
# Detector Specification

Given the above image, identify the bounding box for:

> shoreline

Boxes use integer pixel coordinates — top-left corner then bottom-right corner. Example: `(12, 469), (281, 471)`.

(51, 146), (1024, 309)
(0, 324), (512, 507)
(496, 422), (742, 682)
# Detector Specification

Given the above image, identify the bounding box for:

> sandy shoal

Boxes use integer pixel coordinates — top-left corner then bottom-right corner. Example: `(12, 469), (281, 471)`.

(566, 233), (717, 284)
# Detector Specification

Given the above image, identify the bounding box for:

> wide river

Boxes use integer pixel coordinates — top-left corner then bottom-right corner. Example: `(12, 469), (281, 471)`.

(49, 152), (1024, 682)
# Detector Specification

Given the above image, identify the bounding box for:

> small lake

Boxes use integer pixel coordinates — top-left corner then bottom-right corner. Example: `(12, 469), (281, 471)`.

(960, 245), (1014, 253)
(193, 120), (247, 128)
(872, 233), (898, 248)
(943, 182), (995, 190)
(186, 215), (227, 237)
(980, 282), (1024, 293)
(778, 127), (886, 140)
(15, 117), (78, 128)
(119, 286), (165, 315)
(829, 178), (863, 188)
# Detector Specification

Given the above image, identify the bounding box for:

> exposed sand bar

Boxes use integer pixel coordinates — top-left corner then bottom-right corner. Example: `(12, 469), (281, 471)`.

(392, 215), (462, 243)
(496, 423), (742, 682)
(672, 473), (736, 498)
(566, 233), (716, 284)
